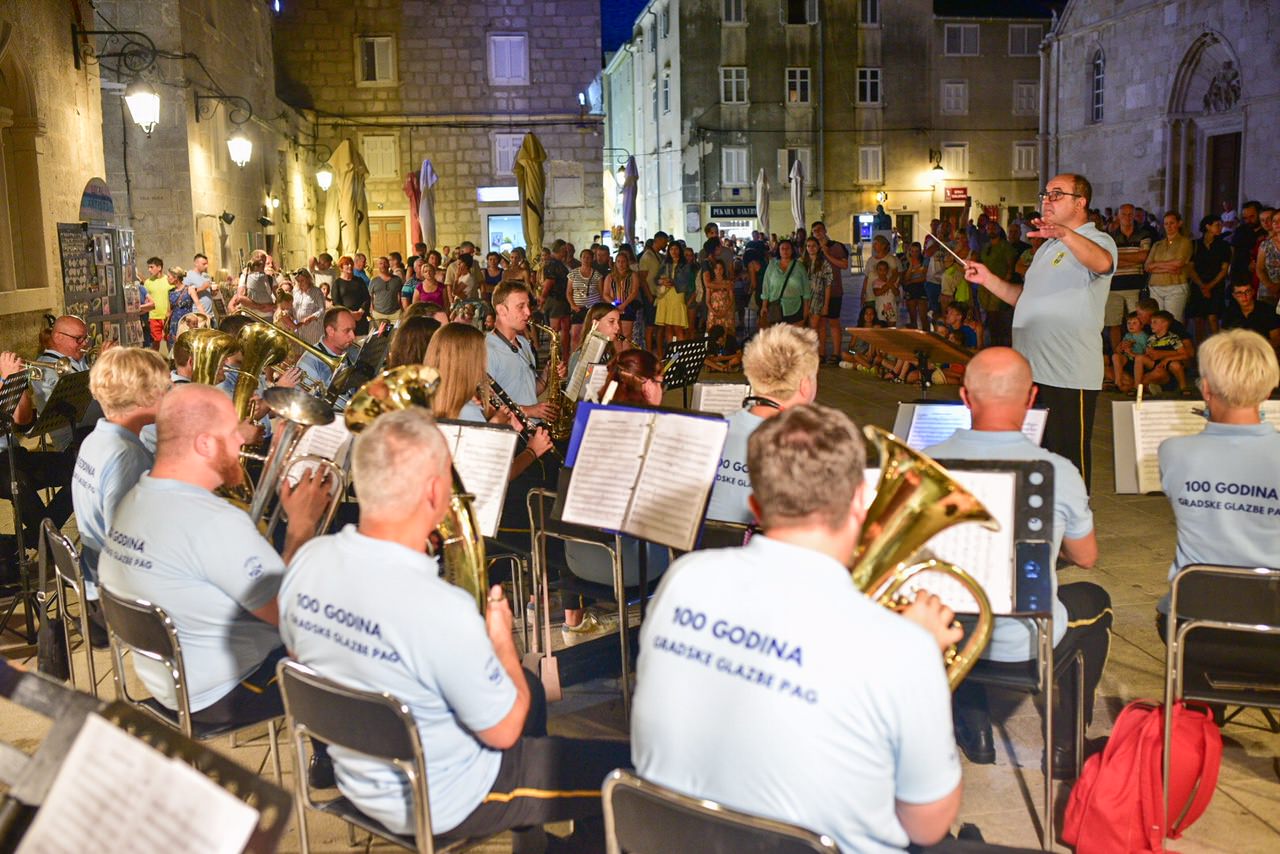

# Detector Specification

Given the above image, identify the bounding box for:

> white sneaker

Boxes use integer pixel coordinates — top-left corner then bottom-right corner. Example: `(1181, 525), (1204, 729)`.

(561, 612), (610, 646)
(838, 360), (854, 369)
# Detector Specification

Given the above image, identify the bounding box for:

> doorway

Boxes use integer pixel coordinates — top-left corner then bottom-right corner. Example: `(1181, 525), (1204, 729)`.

(483, 210), (522, 254)
(368, 215), (406, 260)
(1206, 132), (1241, 218)
(894, 213), (916, 245)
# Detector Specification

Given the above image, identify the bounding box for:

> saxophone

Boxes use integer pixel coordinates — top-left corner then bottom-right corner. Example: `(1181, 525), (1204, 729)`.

(531, 322), (573, 441)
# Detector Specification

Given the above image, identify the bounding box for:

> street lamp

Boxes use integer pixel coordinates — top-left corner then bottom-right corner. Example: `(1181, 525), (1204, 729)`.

(315, 166), (333, 191)
(123, 79), (160, 136)
(227, 131), (253, 167)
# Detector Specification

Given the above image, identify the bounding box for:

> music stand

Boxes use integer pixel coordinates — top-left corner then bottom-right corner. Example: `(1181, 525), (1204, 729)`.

(661, 337), (710, 408)
(339, 328), (393, 394)
(845, 328), (974, 399)
(0, 371), (91, 643)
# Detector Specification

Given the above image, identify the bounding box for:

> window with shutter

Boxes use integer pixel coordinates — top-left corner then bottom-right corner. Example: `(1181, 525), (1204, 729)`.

(488, 34), (529, 86)
(1008, 25), (1042, 57)
(944, 24), (979, 56)
(356, 36), (395, 85)
(493, 133), (524, 176)
(940, 80), (968, 115)
(941, 143), (968, 176)
(722, 147), (748, 187)
(362, 135), (399, 179)
(858, 146), (883, 184)
(1013, 80), (1039, 116)
(1012, 142), (1037, 176)
(777, 148), (812, 184)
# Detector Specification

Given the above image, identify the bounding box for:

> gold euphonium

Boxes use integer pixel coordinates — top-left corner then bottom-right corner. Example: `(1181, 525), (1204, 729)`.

(230, 309), (353, 403)
(345, 364), (489, 612)
(231, 320), (292, 423)
(178, 327), (237, 386)
(851, 426), (997, 690)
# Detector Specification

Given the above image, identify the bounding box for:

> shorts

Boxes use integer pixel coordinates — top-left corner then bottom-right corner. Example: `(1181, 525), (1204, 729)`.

(823, 294), (843, 319)
(544, 296), (570, 319)
(1104, 289), (1142, 326)
(643, 301), (657, 324)
(620, 301), (639, 322)
(570, 308), (588, 324)
(148, 318), (166, 342)
(905, 282), (927, 300)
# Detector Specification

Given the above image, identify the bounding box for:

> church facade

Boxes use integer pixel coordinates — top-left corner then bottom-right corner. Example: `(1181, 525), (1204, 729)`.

(1043, 0), (1279, 217)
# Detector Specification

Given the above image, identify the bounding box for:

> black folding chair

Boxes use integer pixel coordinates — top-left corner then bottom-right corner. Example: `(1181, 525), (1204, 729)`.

(277, 658), (501, 854)
(602, 769), (839, 854)
(39, 519), (99, 696)
(97, 585), (281, 782)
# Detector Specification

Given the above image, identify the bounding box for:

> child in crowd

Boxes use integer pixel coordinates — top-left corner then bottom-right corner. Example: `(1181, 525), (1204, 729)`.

(1134, 309), (1195, 396)
(870, 259), (899, 326)
(703, 325), (742, 372)
(1111, 311), (1150, 395)
(840, 304), (886, 373)
(273, 288), (296, 330)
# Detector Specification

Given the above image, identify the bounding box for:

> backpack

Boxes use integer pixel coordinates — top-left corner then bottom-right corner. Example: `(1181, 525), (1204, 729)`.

(1063, 700), (1221, 853)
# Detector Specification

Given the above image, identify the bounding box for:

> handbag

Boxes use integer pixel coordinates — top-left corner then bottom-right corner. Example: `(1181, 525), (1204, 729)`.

(766, 261), (796, 324)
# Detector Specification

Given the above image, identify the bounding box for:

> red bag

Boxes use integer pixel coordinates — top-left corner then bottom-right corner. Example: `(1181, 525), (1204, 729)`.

(1062, 700), (1221, 853)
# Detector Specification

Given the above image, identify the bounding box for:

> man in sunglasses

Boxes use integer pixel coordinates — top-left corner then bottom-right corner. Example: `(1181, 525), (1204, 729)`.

(962, 174), (1117, 490)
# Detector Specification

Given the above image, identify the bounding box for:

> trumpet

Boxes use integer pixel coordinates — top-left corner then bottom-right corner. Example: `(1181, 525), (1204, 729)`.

(10, 357), (79, 383)
(851, 426), (997, 690)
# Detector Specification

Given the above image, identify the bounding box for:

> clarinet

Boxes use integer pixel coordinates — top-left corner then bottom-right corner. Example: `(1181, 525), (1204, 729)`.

(486, 374), (563, 464)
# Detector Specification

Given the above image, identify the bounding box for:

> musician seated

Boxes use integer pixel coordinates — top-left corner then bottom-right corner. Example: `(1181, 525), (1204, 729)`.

(0, 354), (76, 550)
(98, 384), (331, 726)
(565, 303), (625, 389)
(32, 315), (100, 451)
(486, 281), (561, 422)
(279, 409), (630, 850)
(924, 348), (1107, 776)
(1156, 328), (1280, 691)
(71, 348), (169, 639)
(169, 330), (199, 384)
(385, 315), (441, 369)
(633, 404), (967, 853)
(297, 307), (358, 396)
(705, 325), (819, 524)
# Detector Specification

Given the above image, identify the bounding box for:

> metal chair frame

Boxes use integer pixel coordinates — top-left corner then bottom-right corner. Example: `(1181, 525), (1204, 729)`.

(963, 615), (1084, 850)
(601, 768), (839, 854)
(484, 537), (530, 653)
(38, 519), (99, 697)
(1163, 563), (1280, 843)
(277, 659), (495, 854)
(97, 585), (282, 783)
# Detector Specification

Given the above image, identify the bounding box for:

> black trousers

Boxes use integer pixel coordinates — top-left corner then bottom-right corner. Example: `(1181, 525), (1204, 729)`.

(1034, 384), (1098, 492)
(955, 582), (1113, 744)
(0, 446), (75, 544)
(441, 667), (631, 851)
(191, 646), (287, 728)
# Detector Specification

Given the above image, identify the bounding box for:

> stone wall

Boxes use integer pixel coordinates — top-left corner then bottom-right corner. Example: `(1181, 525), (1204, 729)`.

(274, 0), (604, 255)
(0, 0), (107, 351)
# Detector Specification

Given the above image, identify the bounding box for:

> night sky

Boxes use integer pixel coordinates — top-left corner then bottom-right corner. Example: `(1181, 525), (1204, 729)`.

(602, 0), (648, 54)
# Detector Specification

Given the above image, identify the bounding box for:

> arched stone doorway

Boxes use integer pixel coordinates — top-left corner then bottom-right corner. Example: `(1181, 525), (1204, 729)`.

(1165, 31), (1244, 223)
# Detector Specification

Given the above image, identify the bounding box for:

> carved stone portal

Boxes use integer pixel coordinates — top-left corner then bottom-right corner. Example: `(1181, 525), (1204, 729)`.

(1202, 61), (1241, 113)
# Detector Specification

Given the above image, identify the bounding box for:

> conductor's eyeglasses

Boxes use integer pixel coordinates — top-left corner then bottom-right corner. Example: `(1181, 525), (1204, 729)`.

(1038, 189), (1084, 203)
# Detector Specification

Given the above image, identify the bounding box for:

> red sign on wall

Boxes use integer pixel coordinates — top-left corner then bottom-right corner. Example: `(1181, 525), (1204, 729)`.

(944, 187), (969, 202)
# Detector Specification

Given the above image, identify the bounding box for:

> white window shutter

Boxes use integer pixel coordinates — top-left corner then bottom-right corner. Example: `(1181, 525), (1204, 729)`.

(798, 149), (813, 186)
(375, 39), (393, 80)
(777, 149), (789, 184)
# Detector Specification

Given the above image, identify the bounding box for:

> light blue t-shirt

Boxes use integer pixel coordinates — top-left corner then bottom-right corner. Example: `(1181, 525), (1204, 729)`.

(459, 401), (486, 423)
(297, 342), (357, 398)
(98, 475), (285, 712)
(925, 429), (1094, 661)
(31, 351), (90, 451)
(1012, 223), (1117, 390)
(1159, 423), (1280, 611)
(485, 331), (538, 408)
(704, 408), (765, 524)
(632, 536), (959, 854)
(280, 526), (514, 835)
(184, 270), (214, 315)
(71, 420), (153, 592)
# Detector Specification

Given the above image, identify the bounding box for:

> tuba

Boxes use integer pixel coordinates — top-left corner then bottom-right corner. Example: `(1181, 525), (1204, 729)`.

(851, 426), (997, 690)
(179, 328), (237, 386)
(530, 321), (572, 441)
(345, 364), (489, 612)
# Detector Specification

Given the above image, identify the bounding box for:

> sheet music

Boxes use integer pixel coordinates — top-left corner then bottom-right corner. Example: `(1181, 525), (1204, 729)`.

(584, 364), (609, 403)
(691, 382), (751, 416)
(906, 405), (1048, 450)
(561, 408), (651, 531)
(1132, 401), (1207, 493)
(566, 334), (610, 400)
(17, 713), (258, 854)
(625, 413), (729, 550)
(860, 468), (1016, 615)
(439, 422), (519, 538)
(282, 418), (352, 486)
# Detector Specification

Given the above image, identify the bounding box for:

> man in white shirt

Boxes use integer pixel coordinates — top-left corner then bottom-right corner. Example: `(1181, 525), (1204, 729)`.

(705, 324), (819, 524)
(280, 409), (629, 850)
(98, 384), (330, 726)
(924, 348), (1108, 777)
(634, 404), (968, 854)
(72, 347), (170, 642)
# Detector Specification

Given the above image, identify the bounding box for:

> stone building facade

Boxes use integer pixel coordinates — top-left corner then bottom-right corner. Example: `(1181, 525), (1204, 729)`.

(94, 0), (320, 277)
(1044, 0), (1280, 219)
(273, 0), (604, 258)
(0, 0), (108, 346)
(604, 0), (1055, 247)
